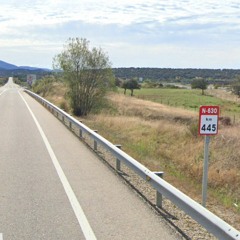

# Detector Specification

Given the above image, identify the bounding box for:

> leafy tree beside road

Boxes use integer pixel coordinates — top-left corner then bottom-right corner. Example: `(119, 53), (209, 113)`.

(191, 78), (208, 95)
(53, 37), (114, 116)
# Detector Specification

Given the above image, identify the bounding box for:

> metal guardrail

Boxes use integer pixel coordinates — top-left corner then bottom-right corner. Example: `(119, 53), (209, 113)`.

(24, 89), (240, 240)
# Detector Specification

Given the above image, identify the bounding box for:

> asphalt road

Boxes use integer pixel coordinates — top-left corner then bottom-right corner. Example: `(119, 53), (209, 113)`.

(0, 79), (180, 240)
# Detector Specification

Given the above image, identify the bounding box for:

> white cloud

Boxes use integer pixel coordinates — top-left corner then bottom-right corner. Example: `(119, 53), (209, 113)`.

(0, 0), (240, 68)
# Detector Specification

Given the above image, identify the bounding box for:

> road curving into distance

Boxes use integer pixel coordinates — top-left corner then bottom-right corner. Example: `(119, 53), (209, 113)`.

(0, 78), (181, 240)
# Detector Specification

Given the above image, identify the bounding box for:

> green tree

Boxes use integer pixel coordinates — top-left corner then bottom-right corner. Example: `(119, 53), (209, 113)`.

(191, 78), (208, 95)
(53, 38), (114, 116)
(122, 79), (141, 96)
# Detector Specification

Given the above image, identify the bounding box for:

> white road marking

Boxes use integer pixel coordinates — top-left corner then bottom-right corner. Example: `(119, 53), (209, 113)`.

(0, 233), (3, 240)
(19, 91), (97, 240)
(0, 89), (7, 96)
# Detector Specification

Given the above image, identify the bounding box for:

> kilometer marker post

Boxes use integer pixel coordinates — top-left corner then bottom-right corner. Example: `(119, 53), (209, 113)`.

(198, 106), (219, 207)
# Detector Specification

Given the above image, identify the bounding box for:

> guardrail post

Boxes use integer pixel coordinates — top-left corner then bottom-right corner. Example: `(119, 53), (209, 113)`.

(79, 128), (83, 138)
(154, 172), (164, 208)
(93, 130), (98, 151)
(115, 145), (122, 171)
(78, 121), (83, 138)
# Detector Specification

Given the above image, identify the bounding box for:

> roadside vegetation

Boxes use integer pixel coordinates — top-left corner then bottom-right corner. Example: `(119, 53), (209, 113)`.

(85, 92), (240, 207)
(32, 76), (56, 97)
(34, 78), (240, 228)
(0, 77), (7, 86)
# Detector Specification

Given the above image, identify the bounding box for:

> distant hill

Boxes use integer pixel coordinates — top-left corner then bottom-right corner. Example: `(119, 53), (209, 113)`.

(0, 60), (18, 70)
(18, 66), (48, 71)
(0, 60), (52, 79)
(0, 60), (51, 71)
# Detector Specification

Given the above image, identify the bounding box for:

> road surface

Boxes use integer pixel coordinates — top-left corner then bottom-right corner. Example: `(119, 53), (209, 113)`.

(0, 78), (180, 239)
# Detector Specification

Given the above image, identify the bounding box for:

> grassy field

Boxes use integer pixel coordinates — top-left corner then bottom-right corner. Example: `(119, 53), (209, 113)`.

(131, 88), (240, 122)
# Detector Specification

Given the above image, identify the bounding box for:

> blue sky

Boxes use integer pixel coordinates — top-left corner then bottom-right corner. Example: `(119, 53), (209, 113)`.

(0, 0), (240, 69)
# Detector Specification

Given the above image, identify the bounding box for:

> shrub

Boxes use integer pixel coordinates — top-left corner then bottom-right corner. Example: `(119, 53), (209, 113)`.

(219, 116), (231, 126)
(59, 101), (69, 112)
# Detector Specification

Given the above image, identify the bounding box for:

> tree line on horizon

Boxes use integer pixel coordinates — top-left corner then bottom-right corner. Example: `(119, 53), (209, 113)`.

(113, 67), (240, 82)
(2, 66), (240, 83)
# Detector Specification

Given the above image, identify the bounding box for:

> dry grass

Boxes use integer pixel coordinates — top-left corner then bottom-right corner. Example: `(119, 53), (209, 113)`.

(107, 92), (197, 123)
(207, 88), (240, 103)
(85, 92), (240, 207)
(45, 82), (70, 111)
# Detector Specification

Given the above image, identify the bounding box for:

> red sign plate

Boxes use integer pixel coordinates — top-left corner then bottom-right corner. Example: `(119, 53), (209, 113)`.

(199, 106), (220, 135)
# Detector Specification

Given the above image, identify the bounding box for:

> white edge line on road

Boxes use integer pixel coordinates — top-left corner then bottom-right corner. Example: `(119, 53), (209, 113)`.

(0, 89), (7, 96)
(19, 91), (97, 240)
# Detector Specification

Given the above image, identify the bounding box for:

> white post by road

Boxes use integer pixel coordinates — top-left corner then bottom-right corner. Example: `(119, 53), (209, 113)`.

(202, 135), (210, 207)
